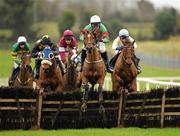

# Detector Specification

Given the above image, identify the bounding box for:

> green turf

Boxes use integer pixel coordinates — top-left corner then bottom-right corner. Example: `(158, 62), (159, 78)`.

(0, 128), (180, 136)
(1, 50), (12, 78)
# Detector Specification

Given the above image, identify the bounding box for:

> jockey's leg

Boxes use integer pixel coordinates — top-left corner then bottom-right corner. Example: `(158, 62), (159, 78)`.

(35, 60), (41, 79)
(133, 54), (141, 74)
(80, 49), (86, 72)
(9, 63), (20, 85)
(98, 42), (113, 73)
(109, 52), (121, 68)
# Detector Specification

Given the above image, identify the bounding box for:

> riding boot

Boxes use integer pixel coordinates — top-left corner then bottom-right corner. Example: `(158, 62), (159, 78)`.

(109, 52), (120, 68)
(9, 67), (20, 85)
(101, 52), (113, 73)
(80, 49), (86, 72)
(8, 68), (15, 86)
(133, 54), (141, 74)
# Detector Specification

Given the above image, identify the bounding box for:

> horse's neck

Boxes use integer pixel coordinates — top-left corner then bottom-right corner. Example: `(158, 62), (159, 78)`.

(19, 65), (29, 81)
(116, 53), (124, 66)
(86, 48), (101, 61)
(50, 61), (57, 73)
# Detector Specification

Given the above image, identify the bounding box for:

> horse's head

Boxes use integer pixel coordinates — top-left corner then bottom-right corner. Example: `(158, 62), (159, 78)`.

(121, 42), (135, 66)
(41, 47), (55, 75)
(81, 29), (95, 53)
(21, 53), (31, 68)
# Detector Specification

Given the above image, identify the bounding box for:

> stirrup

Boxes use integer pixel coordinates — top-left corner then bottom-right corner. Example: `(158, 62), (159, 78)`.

(137, 69), (141, 74)
(8, 80), (14, 86)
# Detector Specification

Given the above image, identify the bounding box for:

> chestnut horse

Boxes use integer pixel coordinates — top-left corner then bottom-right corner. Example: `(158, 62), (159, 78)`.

(63, 46), (78, 92)
(37, 47), (64, 92)
(13, 53), (33, 87)
(112, 41), (138, 93)
(80, 30), (106, 112)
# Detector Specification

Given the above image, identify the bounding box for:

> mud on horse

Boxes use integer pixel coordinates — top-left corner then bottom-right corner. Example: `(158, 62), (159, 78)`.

(80, 30), (106, 113)
(13, 53), (33, 87)
(37, 47), (64, 93)
(112, 41), (138, 93)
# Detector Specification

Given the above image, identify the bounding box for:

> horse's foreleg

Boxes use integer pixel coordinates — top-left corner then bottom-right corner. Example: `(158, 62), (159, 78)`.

(97, 81), (107, 126)
(113, 73), (124, 92)
(55, 84), (64, 92)
(81, 82), (89, 112)
(130, 78), (137, 92)
(97, 84), (103, 103)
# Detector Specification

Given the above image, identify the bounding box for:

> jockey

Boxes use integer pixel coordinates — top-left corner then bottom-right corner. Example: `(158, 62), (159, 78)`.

(31, 35), (65, 79)
(58, 30), (79, 66)
(79, 15), (113, 73)
(9, 36), (30, 85)
(111, 28), (141, 74)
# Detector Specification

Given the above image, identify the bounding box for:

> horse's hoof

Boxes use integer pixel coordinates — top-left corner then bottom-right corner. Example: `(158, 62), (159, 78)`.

(99, 105), (105, 114)
(99, 95), (104, 103)
(81, 103), (87, 112)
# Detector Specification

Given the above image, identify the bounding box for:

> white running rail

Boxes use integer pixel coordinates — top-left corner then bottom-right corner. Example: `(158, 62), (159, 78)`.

(103, 77), (180, 91)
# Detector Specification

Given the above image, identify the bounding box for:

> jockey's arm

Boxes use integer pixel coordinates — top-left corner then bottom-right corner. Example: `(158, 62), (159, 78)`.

(99, 24), (110, 43)
(51, 44), (59, 56)
(112, 37), (123, 54)
(31, 44), (40, 58)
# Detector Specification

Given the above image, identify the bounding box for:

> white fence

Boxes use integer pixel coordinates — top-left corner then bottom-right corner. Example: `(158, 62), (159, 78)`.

(103, 77), (180, 91)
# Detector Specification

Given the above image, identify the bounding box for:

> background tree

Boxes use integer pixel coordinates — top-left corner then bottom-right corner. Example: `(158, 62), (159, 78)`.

(154, 8), (177, 39)
(0, 0), (36, 39)
(58, 11), (76, 36)
(137, 0), (155, 22)
(106, 19), (123, 39)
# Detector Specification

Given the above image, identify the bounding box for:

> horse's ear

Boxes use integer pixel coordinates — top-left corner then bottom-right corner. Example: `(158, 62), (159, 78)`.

(80, 28), (83, 33)
(132, 40), (135, 45)
(80, 28), (86, 34)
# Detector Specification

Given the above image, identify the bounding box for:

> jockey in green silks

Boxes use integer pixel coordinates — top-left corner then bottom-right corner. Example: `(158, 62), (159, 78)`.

(79, 15), (113, 73)
(8, 36), (30, 86)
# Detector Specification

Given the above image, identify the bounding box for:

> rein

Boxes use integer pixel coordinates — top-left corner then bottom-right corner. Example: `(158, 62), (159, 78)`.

(85, 58), (103, 64)
(17, 76), (31, 85)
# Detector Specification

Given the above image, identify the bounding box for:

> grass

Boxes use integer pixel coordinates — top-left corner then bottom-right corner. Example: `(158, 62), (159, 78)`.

(0, 128), (180, 136)
(1, 50), (12, 78)
(137, 36), (180, 57)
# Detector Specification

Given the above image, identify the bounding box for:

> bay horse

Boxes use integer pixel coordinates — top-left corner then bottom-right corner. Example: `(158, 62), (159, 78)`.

(63, 46), (78, 92)
(80, 30), (106, 112)
(37, 47), (64, 92)
(112, 41), (138, 93)
(13, 53), (33, 87)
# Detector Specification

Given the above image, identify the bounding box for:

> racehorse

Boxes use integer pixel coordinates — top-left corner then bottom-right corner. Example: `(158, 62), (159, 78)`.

(13, 53), (33, 87)
(37, 47), (64, 92)
(80, 29), (106, 112)
(112, 41), (138, 93)
(63, 46), (78, 92)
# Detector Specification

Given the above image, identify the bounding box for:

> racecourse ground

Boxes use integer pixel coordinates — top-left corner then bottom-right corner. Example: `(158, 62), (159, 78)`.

(0, 128), (180, 136)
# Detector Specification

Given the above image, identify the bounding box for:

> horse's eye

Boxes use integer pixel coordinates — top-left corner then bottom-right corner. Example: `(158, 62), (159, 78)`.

(48, 53), (54, 59)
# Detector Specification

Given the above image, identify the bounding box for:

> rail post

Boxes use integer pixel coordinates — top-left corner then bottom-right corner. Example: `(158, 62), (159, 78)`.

(117, 89), (125, 127)
(160, 90), (166, 128)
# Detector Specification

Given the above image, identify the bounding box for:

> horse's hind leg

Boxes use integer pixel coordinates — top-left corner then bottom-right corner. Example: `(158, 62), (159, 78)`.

(81, 83), (89, 112)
